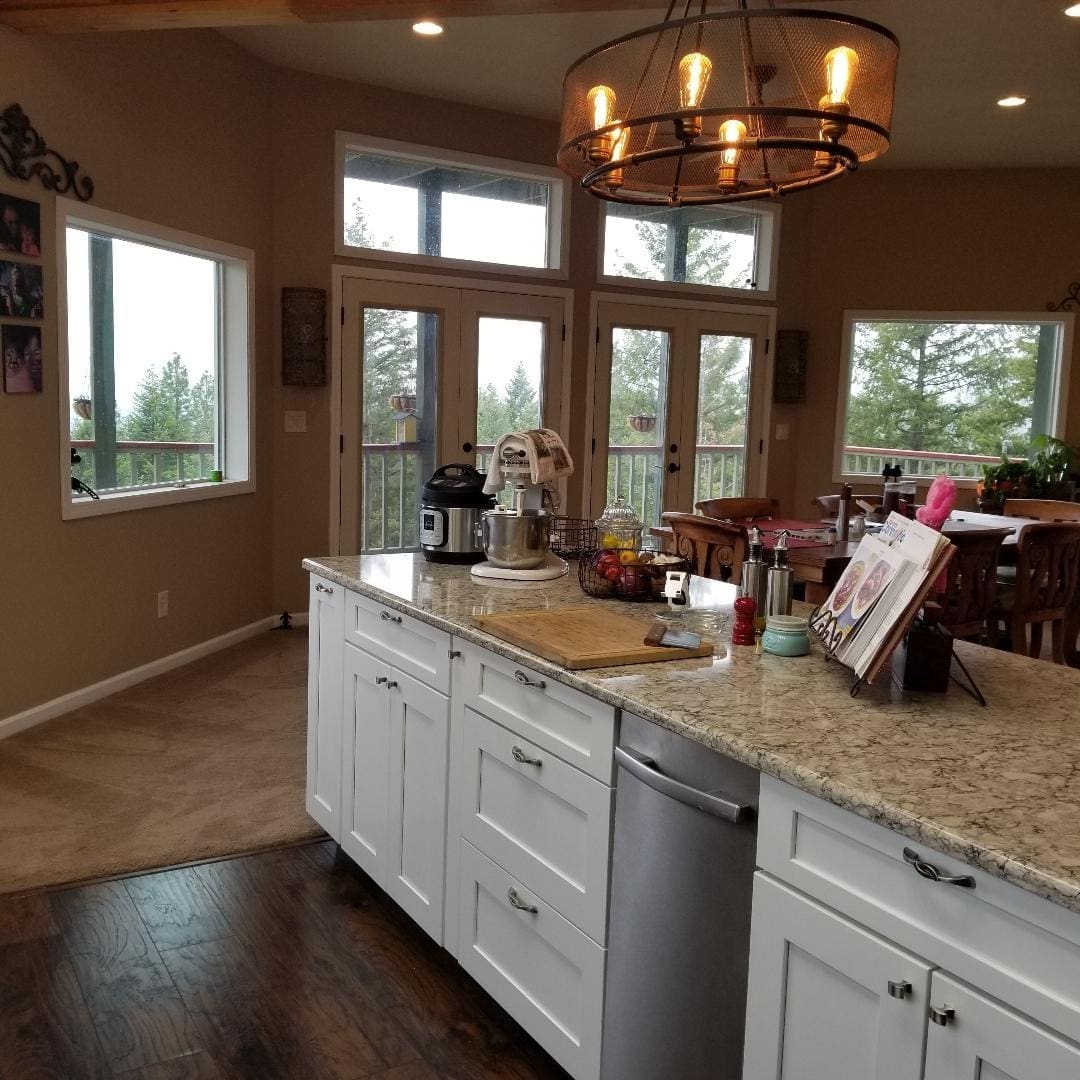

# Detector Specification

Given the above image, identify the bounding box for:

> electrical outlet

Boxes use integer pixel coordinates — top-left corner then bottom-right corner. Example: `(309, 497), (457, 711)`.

(157, 590), (169, 619)
(284, 410), (307, 433)
(775, 423), (790, 442)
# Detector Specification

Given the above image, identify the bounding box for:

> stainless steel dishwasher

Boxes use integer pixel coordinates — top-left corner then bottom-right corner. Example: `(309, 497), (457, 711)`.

(601, 712), (759, 1080)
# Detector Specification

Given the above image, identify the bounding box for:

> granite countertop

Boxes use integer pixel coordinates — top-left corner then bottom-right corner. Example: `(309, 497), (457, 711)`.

(304, 553), (1080, 916)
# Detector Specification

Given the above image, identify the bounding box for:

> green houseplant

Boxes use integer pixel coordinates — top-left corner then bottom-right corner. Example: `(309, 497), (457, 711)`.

(1028, 435), (1078, 499)
(977, 458), (1033, 511)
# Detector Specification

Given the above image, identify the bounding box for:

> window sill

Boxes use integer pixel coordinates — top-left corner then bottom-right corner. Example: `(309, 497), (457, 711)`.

(62, 478), (254, 520)
(597, 273), (777, 304)
(835, 473), (980, 489)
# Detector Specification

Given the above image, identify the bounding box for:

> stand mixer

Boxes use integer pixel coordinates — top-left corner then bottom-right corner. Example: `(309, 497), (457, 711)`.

(470, 433), (570, 582)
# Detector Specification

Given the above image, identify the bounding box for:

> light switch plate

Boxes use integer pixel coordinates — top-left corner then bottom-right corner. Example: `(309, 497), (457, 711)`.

(775, 423), (790, 441)
(284, 410), (307, 433)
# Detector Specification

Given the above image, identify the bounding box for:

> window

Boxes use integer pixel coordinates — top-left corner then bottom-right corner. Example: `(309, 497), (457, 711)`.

(59, 199), (253, 518)
(836, 313), (1073, 482)
(336, 133), (568, 274)
(600, 202), (778, 296)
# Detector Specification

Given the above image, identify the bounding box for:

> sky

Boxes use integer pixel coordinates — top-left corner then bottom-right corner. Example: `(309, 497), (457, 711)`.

(67, 228), (217, 420)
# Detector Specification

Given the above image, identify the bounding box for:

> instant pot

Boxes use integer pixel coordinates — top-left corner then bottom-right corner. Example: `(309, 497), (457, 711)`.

(419, 464), (495, 563)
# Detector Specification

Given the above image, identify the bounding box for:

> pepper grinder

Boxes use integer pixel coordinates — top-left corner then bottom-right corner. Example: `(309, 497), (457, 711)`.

(740, 526), (768, 630)
(766, 530), (794, 617)
(731, 595), (758, 646)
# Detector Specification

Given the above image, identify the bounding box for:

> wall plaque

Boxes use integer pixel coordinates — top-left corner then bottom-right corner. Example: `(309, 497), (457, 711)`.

(281, 286), (326, 387)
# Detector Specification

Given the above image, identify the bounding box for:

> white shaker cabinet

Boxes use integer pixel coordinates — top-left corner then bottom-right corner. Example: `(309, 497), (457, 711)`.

(743, 874), (932, 1080)
(924, 973), (1080, 1080)
(340, 642), (450, 944)
(306, 575), (344, 839)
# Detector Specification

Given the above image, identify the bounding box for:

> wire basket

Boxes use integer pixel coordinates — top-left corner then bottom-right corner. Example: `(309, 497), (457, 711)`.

(550, 516), (599, 559)
(579, 550), (690, 602)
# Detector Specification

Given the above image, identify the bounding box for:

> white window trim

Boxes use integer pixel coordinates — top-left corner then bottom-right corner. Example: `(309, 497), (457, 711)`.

(56, 197), (255, 520)
(596, 201), (780, 302)
(832, 308), (1075, 487)
(334, 131), (570, 279)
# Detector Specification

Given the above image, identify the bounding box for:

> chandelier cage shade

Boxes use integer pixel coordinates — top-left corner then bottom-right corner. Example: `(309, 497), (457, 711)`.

(557, 7), (899, 205)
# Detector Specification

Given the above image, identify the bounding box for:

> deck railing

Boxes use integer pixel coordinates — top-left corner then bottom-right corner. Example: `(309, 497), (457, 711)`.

(842, 445), (999, 480)
(71, 440), (216, 491)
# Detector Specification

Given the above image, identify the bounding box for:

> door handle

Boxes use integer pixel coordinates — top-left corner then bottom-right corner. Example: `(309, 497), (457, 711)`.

(614, 746), (755, 824)
(507, 887), (538, 914)
(314, 582), (333, 594)
(929, 1005), (955, 1026)
(514, 670), (546, 690)
(666, 462), (680, 473)
(888, 980), (912, 1000)
(462, 441), (474, 453)
(511, 746), (543, 767)
(903, 847), (975, 889)
(380, 611), (403, 624)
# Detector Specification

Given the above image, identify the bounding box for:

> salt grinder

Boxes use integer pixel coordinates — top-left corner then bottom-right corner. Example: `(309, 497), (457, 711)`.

(740, 526), (768, 630)
(732, 595), (757, 646)
(766, 530), (794, 617)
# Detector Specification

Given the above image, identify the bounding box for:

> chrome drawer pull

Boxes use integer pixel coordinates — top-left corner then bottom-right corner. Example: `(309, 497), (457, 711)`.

(903, 847), (975, 889)
(375, 676), (388, 685)
(511, 746), (543, 767)
(514, 670), (546, 690)
(507, 888), (538, 914)
(386, 680), (398, 690)
(929, 1005), (955, 1027)
(380, 611), (403, 624)
(888, 980), (912, 1000)
(314, 582), (333, 594)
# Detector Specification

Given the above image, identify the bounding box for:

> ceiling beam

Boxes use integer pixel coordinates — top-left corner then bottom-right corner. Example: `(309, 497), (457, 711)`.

(0, 0), (668, 33)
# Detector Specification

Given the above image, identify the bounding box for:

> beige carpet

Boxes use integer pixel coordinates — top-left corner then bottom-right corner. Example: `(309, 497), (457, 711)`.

(0, 628), (323, 895)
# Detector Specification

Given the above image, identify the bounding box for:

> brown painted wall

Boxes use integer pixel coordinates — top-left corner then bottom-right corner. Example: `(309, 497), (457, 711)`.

(0, 30), (275, 718)
(779, 168), (1080, 512)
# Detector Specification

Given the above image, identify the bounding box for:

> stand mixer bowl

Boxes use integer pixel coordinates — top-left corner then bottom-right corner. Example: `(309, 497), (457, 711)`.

(480, 509), (552, 569)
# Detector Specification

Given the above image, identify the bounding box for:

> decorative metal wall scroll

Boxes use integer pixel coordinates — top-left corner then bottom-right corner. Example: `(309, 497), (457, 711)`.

(773, 329), (808, 405)
(281, 287), (327, 387)
(1047, 282), (1080, 312)
(0, 104), (94, 202)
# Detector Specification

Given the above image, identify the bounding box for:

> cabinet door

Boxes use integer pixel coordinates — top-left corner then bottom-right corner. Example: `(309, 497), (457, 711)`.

(340, 644), (392, 884)
(924, 973), (1080, 1080)
(385, 670), (449, 943)
(743, 875), (933, 1080)
(306, 575), (344, 839)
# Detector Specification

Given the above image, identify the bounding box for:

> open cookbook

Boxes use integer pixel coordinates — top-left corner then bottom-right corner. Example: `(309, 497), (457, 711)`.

(809, 513), (955, 684)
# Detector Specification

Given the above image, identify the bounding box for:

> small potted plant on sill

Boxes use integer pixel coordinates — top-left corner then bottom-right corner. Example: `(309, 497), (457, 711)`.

(1028, 435), (1079, 500)
(976, 458), (1033, 512)
(627, 414), (657, 434)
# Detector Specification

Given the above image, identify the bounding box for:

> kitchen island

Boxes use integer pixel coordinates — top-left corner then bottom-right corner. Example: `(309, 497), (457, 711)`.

(304, 552), (1080, 1079)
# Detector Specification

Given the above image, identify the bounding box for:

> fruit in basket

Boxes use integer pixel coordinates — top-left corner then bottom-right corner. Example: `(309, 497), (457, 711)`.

(618, 549), (640, 565)
(601, 532), (637, 550)
(592, 550), (623, 582)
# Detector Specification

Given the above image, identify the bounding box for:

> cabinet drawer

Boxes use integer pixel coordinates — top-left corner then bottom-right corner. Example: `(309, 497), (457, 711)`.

(458, 840), (604, 1080)
(458, 641), (616, 782)
(345, 592), (451, 694)
(460, 708), (613, 943)
(758, 776), (1080, 1045)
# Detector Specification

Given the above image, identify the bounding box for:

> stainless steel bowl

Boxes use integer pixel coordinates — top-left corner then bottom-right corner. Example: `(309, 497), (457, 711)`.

(480, 509), (552, 569)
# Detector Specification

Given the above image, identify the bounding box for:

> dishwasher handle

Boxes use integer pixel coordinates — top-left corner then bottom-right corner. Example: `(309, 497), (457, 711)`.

(615, 745), (755, 824)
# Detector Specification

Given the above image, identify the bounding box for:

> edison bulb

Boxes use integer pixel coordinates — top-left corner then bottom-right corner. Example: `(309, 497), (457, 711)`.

(824, 46), (859, 106)
(679, 53), (712, 109)
(717, 119), (747, 190)
(584, 85), (618, 164)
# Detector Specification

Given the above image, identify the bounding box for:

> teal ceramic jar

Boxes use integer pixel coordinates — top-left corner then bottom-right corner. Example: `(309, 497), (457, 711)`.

(762, 614), (811, 657)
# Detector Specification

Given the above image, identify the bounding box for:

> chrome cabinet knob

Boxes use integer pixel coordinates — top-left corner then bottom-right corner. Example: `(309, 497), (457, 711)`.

(511, 746), (543, 767)
(929, 1005), (956, 1027)
(888, 980), (912, 1000)
(375, 676), (388, 685)
(386, 680), (398, 690)
(507, 887), (538, 914)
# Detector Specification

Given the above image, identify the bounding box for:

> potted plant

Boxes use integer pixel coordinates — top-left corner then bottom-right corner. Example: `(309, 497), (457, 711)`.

(1028, 435), (1078, 499)
(976, 458), (1033, 512)
(627, 414), (657, 433)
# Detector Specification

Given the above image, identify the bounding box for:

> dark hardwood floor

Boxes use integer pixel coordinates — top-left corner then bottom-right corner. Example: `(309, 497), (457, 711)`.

(0, 842), (569, 1080)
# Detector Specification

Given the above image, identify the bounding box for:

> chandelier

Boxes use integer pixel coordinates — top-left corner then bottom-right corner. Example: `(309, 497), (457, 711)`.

(557, 2), (899, 206)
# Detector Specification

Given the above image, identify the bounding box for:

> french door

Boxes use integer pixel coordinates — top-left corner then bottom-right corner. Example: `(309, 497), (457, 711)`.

(339, 278), (566, 554)
(590, 299), (771, 526)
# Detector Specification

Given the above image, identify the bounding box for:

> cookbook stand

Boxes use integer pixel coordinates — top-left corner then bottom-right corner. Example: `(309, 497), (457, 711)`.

(812, 545), (985, 704)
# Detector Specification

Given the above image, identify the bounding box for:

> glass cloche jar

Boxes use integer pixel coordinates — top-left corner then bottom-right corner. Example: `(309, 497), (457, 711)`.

(595, 496), (644, 551)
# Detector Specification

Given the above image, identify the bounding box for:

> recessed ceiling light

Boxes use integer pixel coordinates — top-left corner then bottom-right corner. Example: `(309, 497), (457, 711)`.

(1064, 3), (1080, 16)
(997, 95), (1027, 108)
(412, 20), (443, 36)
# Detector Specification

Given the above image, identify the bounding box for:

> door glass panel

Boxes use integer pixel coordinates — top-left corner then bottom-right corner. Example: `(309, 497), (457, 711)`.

(607, 327), (670, 528)
(694, 334), (752, 503)
(361, 307), (437, 552)
(475, 317), (544, 500)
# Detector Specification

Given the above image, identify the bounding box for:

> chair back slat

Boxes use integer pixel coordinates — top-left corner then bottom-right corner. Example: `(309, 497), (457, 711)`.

(695, 497), (780, 521)
(662, 512), (749, 585)
(939, 530), (1008, 638)
(1003, 499), (1080, 523)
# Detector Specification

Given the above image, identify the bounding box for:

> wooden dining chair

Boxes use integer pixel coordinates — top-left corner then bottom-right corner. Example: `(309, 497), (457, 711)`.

(988, 522), (1080, 663)
(694, 497), (780, 520)
(936, 529), (1009, 641)
(1002, 498), (1080, 522)
(662, 512), (749, 585)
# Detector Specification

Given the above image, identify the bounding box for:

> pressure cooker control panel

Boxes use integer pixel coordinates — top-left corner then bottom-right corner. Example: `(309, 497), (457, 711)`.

(419, 508), (446, 547)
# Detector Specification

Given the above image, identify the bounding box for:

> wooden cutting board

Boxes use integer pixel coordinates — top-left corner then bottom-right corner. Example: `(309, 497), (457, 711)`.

(471, 606), (713, 670)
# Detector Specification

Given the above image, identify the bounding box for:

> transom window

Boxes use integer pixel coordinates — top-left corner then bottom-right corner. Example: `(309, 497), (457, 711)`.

(59, 200), (253, 518)
(337, 134), (568, 274)
(600, 202), (777, 295)
(836, 313), (1072, 482)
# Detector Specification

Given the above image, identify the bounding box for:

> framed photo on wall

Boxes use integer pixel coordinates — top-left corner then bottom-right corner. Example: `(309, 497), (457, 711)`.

(3, 323), (43, 393)
(0, 260), (44, 318)
(0, 194), (42, 257)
